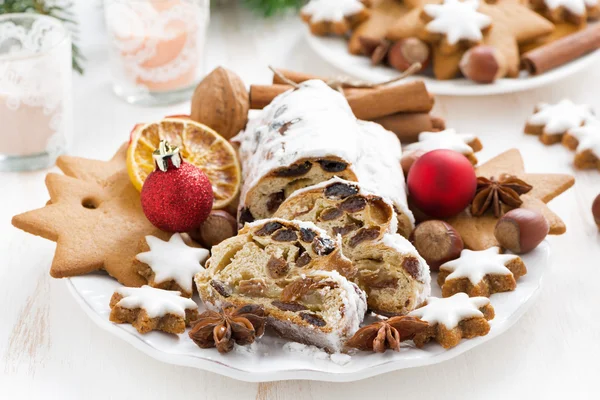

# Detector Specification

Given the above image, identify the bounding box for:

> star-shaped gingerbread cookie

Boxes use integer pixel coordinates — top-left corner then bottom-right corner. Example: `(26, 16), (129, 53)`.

(445, 149), (574, 250)
(12, 147), (169, 286)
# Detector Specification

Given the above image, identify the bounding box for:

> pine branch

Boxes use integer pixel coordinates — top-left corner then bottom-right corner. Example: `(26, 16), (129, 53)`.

(0, 0), (85, 74)
(243, 0), (305, 17)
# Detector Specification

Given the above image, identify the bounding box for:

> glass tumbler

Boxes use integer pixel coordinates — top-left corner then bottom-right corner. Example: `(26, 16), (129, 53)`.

(103, 0), (210, 106)
(0, 14), (73, 172)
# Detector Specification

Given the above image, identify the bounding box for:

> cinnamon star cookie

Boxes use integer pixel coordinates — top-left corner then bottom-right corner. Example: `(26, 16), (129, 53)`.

(444, 149), (574, 250)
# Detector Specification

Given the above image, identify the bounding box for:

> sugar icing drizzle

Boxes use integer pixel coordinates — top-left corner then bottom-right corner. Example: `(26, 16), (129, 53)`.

(114, 286), (198, 318)
(409, 293), (490, 329)
(439, 247), (520, 285)
(301, 0), (366, 22)
(423, 0), (491, 45)
(135, 233), (209, 294)
(529, 99), (595, 135)
(568, 119), (600, 158)
(405, 129), (477, 155)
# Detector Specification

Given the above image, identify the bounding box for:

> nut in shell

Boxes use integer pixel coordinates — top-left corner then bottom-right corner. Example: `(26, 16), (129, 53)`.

(494, 208), (549, 254)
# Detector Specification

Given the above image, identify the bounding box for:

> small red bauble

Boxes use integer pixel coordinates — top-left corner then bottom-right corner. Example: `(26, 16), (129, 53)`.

(141, 140), (214, 232)
(407, 149), (477, 218)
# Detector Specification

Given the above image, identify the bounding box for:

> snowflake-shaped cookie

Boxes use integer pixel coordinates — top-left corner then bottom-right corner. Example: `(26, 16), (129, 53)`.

(404, 129), (482, 164)
(136, 233), (209, 297)
(408, 293), (494, 348)
(526, 99), (595, 144)
(536, 0), (599, 24)
(423, 0), (492, 45)
(437, 247), (527, 298)
(109, 286), (199, 334)
(565, 120), (600, 171)
(301, 0), (370, 36)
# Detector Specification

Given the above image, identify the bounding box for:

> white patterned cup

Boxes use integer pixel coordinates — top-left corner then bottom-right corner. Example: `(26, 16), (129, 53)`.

(104, 0), (210, 106)
(0, 13), (73, 172)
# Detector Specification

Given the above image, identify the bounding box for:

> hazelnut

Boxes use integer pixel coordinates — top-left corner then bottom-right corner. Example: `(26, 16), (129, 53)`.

(400, 150), (426, 177)
(410, 220), (464, 271)
(388, 38), (430, 73)
(189, 210), (238, 248)
(459, 45), (507, 84)
(593, 193), (600, 229)
(494, 209), (549, 254)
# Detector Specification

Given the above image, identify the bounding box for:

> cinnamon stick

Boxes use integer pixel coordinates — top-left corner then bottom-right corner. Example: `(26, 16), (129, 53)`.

(250, 84), (372, 110)
(522, 24), (600, 75)
(347, 81), (434, 119)
(374, 113), (445, 143)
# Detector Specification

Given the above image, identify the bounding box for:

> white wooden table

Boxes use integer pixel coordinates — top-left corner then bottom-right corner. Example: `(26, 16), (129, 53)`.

(1, 2), (599, 399)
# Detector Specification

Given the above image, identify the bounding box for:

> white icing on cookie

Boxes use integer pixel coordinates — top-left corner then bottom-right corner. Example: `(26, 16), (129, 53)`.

(409, 293), (490, 329)
(136, 233), (209, 294)
(423, 0), (492, 45)
(528, 99), (595, 135)
(544, 0), (598, 16)
(439, 247), (520, 285)
(301, 0), (366, 23)
(114, 286), (198, 318)
(568, 119), (600, 158)
(404, 129), (477, 155)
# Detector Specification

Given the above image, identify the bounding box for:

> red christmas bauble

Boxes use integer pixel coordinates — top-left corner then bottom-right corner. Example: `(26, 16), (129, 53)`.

(141, 141), (214, 232)
(407, 149), (477, 218)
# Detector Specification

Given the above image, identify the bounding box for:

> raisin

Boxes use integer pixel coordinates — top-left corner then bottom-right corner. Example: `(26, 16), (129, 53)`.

(278, 118), (301, 135)
(324, 182), (358, 199)
(312, 237), (335, 255)
(267, 256), (289, 278)
(318, 160), (348, 172)
(266, 191), (285, 213)
(237, 279), (268, 297)
(210, 280), (232, 298)
(238, 208), (255, 225)
(332, 222), (362, 237)
(295, 252), (312, 268)
(348, 227), (381, 248)
(319, 207), (343, 221)
(299, 228), (316, 243)
(273, 161), (312, 177)
(300, 312), (326, 327)
(272, 228), (298, 242)
(255, 221), (284, 236)
(339, 196), (367, 213)
(272, 300), (307, 312)
(402, 256), (421, 279)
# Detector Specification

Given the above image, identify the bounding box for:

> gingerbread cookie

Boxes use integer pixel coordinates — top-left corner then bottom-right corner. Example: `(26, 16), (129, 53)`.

(109, 286), (198, 334)
(12, 148), (169, 286)
(349, 0), (409, 55)
(563, 120), (600, 170)
(437, 247), (527, 297)
(445, 149), (574, 250)
(531, 0), (600, 25)
(387, 0), (554, 80)
(136, 233), (210, 298)
(409, 293), (494, 349)
(301, 0), (371, 36)
(404, 129), (483, 164)
(525, 99), (595, 144)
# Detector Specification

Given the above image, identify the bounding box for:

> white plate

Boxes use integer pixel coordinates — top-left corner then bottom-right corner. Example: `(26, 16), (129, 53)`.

(67, 241), (549, 382)
(305, 31), (600, 96)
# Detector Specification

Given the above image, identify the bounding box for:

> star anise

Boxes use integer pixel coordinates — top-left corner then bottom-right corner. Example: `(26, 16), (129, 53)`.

(188, 304), (266, 353)
(471, 175), (533, 218)
(345, 316), (429, 353)
(358, 36), (392, 66)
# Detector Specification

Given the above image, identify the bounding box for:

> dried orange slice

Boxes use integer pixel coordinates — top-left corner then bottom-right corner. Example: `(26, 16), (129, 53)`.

(127, 117), (241, 210)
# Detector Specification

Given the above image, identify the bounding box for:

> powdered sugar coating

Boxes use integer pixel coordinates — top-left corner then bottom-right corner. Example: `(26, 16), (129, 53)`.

(568, 119), (600, 158)
(529, 99), (595, 135)
(409, 293), (490, 329)
(135, 233), (209, 294)
(440, 247), (520, 285)
(301, 0), (366, 22)
(114, 286), (198, 318)
(405, 129), (477, 155)
(424, 0), (491, 45)
(544, 0), (598, 16)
